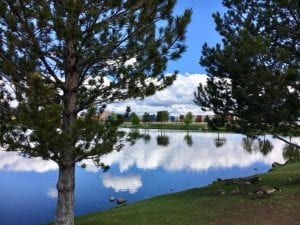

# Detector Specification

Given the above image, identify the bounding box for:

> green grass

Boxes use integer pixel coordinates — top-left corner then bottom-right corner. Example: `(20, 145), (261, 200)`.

(73, 161), (300, 225)
(119, 122), (300, 136)
(120, 122), (216, 131)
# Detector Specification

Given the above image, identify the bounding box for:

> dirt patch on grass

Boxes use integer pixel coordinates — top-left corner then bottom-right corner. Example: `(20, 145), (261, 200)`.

(287, 193), (300, 201)
(213, 200), (300, 225)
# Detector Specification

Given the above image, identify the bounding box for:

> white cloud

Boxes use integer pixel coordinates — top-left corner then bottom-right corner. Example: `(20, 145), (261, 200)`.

(124, 57), (137, 67)
(102, 174), (142, 193)
(107, 73), (211, 116)
(47, 188), (58, 199)
(0, 79), (19, 108)
(78, 159), (100, 173)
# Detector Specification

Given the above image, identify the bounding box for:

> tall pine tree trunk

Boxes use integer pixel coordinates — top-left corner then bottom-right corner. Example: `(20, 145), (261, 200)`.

(54, 161), (75, 225)
(54, 39), (78, 225)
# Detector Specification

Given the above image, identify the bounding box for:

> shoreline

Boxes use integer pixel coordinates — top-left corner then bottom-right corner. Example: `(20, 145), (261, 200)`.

(71, 161), (300, 225)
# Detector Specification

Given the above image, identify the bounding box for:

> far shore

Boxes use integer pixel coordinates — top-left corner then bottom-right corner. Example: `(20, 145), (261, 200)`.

(119, 122), (300, 137)
(120, 122), (231, 132)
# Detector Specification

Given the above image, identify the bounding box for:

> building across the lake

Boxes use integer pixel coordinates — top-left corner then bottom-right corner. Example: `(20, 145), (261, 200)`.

(96, 111), (236, 124)
(96, 111), (112, 121)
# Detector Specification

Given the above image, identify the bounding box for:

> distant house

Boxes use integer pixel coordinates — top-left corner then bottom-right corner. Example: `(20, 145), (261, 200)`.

(169, 115), (176, 122)
(97, 111), (112, 121)
(149, 114), (156, 122)
(195, 115), (203, 123)
(224, 112), (234, 123)
(179, 115), (184, 122)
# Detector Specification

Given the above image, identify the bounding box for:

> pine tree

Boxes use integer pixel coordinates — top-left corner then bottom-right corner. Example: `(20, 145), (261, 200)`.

(0, 1), (191, 224)
(183, 111), (193, 127)
(124, 106), (131, 121)
(142, 112), (150, 123)
(194, 0), (300, 147)
(156, 110), (169, 124)
(130, 112), (140, 125)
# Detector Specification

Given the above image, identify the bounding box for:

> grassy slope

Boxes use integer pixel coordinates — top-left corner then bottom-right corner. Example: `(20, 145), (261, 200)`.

(75, 162), (300, 225)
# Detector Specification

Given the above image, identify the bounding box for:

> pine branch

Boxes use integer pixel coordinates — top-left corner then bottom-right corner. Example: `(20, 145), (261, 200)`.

(5, 0), (64, 88)
(272, 134), (300, 149)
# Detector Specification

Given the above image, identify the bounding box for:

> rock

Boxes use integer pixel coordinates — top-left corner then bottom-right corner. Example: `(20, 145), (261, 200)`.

(248, 176), (261, 184)
(264, 188), (276, 194)
(217, 178), (222, 181)
(272, 162), (284, 168)
(274, 187), (282, 192)
(116, 198), (126, 204)
(223, 176), (261, 185)
(109, 196), (115, 202)
(224, 178), (241, 185)
(231, 187), (240, 194)
(254, 186), (276, 195)
(216, 189), (226, 195)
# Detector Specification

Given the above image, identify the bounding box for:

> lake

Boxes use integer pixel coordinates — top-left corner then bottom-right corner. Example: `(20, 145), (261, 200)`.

(0, 129), (297, 225)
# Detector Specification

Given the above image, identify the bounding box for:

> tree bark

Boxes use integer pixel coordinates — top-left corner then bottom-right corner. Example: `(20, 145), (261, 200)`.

(54, 38), (78, 225)
(54, 161), (75, 225)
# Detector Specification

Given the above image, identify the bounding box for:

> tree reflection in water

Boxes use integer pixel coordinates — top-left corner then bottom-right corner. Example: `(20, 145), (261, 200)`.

(258, 139), (273, 156)
(127, 129), (142, 145)
(141, 129), (151, 144)
(242, 136), (273, 156)
(283, 144), (300, 161)
(156, 129), (169, 146)
(156, 136), (169, 146)
(184, 133), (193, 147)
(142, 134), (151, 144)
(214, 132), (226, 148)
(242, 137), (254, 152)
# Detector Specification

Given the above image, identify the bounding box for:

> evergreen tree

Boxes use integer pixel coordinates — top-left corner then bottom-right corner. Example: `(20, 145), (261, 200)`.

(142, 112), (150, 123)
(0, 1), (191, 224)
(130, 112), (140, 125)
(194, 0), (299, 148)
(183, 111), (193, 127)
(183, 133), (193, 147)
(124, 106), (131, 121)
(156, 110), (169, 124)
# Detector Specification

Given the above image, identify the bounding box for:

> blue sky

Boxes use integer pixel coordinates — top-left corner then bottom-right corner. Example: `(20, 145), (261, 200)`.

(167, 0), (225, 74)
(108, 1), (226, 116)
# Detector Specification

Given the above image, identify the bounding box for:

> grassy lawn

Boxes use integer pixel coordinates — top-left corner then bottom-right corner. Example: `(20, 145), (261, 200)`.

(119, 123), (300, 136)
(120, 122), (212, 131)
(74, 161), (300, 225)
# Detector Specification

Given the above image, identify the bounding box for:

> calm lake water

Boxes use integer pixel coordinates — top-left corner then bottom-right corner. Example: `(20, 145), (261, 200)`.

(0, 130), (298, 225)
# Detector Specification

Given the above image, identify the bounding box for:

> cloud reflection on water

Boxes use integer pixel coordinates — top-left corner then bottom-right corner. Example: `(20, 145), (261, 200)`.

(47, 188), (58, 199)
(100, 131), (290, 172)
(1, 131), (298, 174)
(0, 151), (57, 173)
(102, 174), (142, 193)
